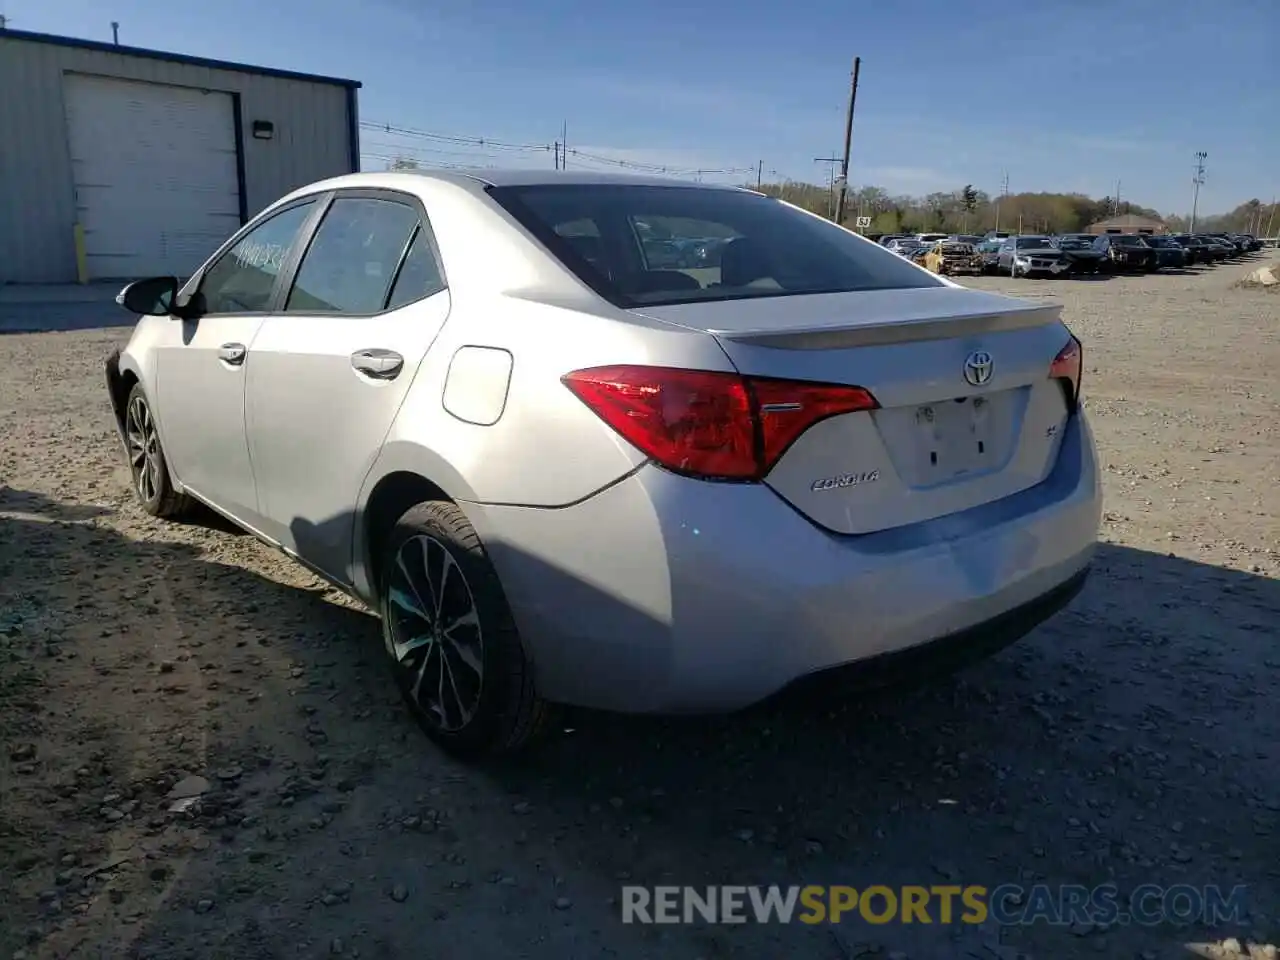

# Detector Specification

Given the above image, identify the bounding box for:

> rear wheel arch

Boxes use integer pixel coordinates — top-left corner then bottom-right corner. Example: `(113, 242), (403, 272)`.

(363, 471), (453, 594)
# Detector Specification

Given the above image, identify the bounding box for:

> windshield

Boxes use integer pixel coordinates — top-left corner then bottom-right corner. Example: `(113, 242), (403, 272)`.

(1055, 237), (1092, 249)
(1112, 235), (1147, 246)
(488, 184), (942, 306)
(1015, 238), (1055, 250)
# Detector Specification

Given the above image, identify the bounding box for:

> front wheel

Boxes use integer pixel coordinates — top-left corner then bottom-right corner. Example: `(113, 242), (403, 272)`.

(378, 501), (551, 759)
(123, 384), (190, 518)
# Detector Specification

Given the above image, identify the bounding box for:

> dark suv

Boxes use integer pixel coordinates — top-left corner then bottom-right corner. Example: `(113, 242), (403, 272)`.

(1141, 236), (1189, 270)
(1053, 234), (1105, 274)
(1093, 234), (1155, 272)
(1169, 234), (1212, 266)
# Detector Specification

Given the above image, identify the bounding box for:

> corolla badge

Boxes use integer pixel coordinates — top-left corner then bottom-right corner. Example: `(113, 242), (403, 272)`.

(811, 470), (879, 492)
(963, 350), (993, 387)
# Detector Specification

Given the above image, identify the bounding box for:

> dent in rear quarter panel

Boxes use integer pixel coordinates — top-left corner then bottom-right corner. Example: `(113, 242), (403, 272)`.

(380, 290), (733, 507)
(462, 472), (678, 710)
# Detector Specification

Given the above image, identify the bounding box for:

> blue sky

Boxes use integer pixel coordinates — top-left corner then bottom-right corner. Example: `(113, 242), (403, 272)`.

(12, 0), (1277, 214)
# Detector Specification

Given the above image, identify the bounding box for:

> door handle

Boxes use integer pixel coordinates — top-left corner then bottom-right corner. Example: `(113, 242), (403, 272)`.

(218, 342), (247, 365)
(351, 348), (404, 380)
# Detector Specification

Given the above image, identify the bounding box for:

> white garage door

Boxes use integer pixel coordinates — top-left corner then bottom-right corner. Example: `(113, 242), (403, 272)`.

(63, 73), (241, 279)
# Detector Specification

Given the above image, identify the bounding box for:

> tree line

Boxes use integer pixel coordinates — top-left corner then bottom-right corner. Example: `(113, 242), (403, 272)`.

(753, 180), (1278, 237)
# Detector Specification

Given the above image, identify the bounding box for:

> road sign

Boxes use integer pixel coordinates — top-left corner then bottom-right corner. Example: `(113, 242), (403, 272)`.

(855, 216), (871, 228)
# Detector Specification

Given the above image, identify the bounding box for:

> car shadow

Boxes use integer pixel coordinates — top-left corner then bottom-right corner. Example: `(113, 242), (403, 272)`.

(2, 493), (1276, 960)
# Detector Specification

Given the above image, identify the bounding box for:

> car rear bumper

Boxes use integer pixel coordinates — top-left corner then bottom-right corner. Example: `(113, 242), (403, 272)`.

(467, 413), (1102, 714)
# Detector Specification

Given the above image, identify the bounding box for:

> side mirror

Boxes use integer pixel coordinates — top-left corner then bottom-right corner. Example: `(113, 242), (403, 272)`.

(116, 277), (180, 317)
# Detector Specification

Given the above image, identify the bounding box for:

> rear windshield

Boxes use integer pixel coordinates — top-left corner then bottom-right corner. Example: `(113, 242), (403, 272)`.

(487, 184), (942, 307)
(1016, 238), (1055, 250)
(1112, 235), (1148, 246)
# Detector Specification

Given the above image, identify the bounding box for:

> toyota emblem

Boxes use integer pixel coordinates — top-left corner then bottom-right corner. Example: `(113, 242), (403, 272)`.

(963, 350), (993, 387)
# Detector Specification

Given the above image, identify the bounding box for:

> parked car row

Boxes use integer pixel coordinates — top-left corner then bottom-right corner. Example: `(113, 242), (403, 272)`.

(878, 231), (1264, 278)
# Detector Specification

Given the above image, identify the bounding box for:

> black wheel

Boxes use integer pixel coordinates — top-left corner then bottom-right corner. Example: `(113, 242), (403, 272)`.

(123, 383), (190, 518)
(379, 500), (551, 759)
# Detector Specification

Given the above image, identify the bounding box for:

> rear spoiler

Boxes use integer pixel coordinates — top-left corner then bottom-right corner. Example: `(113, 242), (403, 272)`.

(708, 302), (1062, 351)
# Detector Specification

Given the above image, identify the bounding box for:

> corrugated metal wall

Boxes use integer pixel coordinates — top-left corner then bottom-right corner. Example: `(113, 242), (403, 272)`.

(0, 34), (356, 283)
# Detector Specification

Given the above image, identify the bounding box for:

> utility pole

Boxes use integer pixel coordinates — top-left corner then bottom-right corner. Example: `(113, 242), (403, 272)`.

(0, 14), (8, 29)
(756, 160), (763, 191)
(1114, 180), (1121, 216)
(833, 56), (861, 226)
(1190, 151), (1207, 232)
(814, 155), (841, 219)
(561, 120), (568, 170)
(553, 141), (560, 170)
(111, 21), (120, 44)
(994, 171), (1009, 233)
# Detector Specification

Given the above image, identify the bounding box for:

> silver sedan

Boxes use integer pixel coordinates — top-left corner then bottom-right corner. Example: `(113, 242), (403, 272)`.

(106, 170), (1101, 758)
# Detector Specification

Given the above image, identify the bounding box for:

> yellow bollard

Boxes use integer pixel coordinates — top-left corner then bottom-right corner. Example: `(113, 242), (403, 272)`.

(73, 222), (88, 284)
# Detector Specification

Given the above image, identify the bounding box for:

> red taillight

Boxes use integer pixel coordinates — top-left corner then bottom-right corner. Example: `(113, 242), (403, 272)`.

(561, 365), (879, 481)
(1050, 333), (1083, 410)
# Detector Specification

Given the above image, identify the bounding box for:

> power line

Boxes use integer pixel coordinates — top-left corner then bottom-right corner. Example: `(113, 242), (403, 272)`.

(363, 140), (543, 163)
(360, 119), (551, 152)
(361, 118), (754, 179)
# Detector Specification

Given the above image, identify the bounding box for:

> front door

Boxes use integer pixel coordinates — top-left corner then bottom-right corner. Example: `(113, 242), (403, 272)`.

(154, 198), (321, 525)
(244, 191), (451, 581)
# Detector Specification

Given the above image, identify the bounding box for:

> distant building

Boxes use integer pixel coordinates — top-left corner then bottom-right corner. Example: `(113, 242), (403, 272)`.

(0, 28), (361, 283)
(1085, 214), (1167, 236)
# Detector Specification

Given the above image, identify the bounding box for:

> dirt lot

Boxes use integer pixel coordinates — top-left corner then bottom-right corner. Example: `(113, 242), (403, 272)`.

(2, 261), (1277, 960)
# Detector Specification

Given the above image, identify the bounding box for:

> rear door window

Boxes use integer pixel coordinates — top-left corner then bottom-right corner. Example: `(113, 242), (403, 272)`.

(385, 227), (447, 310)
(286, 197), (421, 314)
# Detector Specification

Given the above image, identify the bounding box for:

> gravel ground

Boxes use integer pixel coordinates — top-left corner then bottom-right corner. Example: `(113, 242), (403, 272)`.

(1, 260), (1277, 960)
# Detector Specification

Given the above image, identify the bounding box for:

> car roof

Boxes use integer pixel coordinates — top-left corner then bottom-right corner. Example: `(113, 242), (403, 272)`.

(287, 168), (747, 196)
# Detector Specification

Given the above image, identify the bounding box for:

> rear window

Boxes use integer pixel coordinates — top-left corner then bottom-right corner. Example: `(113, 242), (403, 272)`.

(487, 184), (942, 307)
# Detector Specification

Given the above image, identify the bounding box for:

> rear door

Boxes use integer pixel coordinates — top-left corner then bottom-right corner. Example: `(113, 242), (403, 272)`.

(243, 189), (450, 582)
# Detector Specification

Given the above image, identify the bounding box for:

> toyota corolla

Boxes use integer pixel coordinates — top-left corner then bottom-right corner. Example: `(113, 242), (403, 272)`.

(105, 170), (1101, 758)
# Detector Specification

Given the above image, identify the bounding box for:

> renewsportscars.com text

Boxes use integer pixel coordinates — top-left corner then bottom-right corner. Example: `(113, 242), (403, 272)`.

(621, 884), (1249, 927)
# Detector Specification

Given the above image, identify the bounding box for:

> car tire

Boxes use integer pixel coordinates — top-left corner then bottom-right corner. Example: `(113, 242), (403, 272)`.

(123, 383), (191, 519)
(378, 500), (551, 760)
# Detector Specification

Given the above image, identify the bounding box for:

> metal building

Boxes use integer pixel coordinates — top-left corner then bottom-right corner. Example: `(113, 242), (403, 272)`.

(1085, 214), (1166, 236)
(0, 29), (361, 284)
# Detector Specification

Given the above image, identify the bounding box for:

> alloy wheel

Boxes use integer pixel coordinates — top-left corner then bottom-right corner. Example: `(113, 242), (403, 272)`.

(385, 534), (484, 732)
(125, 395), (161, 503)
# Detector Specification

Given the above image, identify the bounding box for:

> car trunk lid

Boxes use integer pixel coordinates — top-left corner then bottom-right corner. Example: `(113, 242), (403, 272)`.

(631, 286), (1076, 535)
